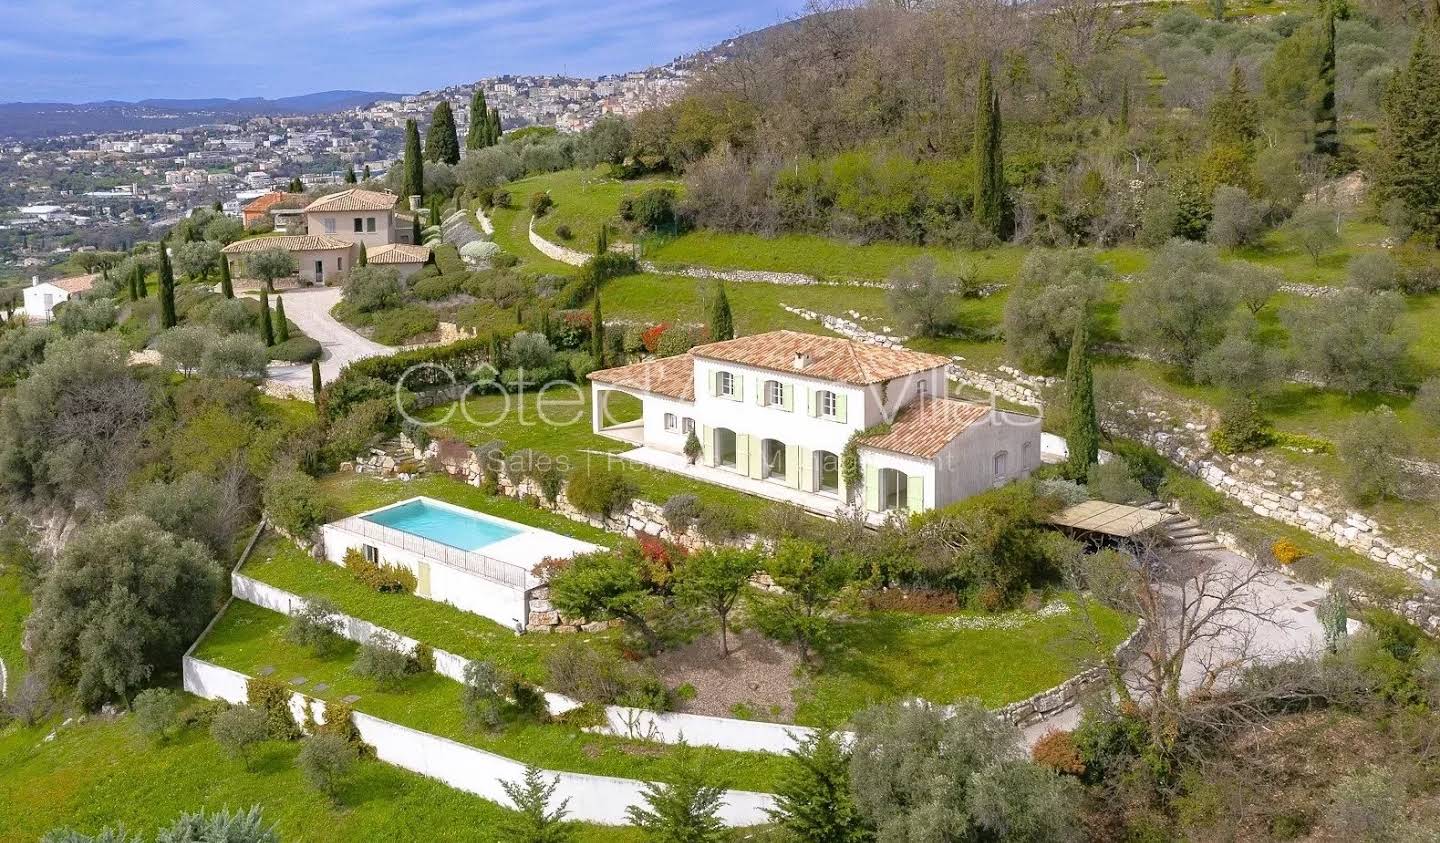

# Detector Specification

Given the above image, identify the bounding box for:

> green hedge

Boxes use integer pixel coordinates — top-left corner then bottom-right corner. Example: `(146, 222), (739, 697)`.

(268, 335), (323, 363)
(332, 336), (494, 393)
(432, 244), (465, 277)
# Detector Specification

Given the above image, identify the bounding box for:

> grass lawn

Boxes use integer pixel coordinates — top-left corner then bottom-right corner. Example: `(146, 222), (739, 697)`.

(0, 569), (29, 688)
(479, 198), (578, 277)
(0, 703), (635, 843)
(414, 390), (775, 524)
(316, 472), (616, 547)
(240, 535), (621, 685)
(196, 601), (791, 792)
(524, 168), (681, 249)
(792, 596), (1134, 727)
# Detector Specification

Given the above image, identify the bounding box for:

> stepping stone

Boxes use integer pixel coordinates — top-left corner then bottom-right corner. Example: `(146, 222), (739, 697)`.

(312, 682), (330, 693)
(341, 695), (361, 704)
(1291, 606), (1309, 613)
(289, 677), (307, 686)
(1282, 580), (1296, 585)
(1304, 600), (1321, 607)
(257, 665), (275, 677)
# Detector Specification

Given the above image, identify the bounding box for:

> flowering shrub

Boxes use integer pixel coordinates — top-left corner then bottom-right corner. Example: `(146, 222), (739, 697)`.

(640, 323), (669, 354)
(1032, 729), (1086, 776)
(1272, 538), (1305, 565)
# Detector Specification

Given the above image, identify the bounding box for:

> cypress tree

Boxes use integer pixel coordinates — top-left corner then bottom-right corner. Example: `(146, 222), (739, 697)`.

(710, 283), (734, 341)
(274, 296), (289, 343)
(414, 213), (425, 245)
(158, 238), (177, 328)
(126, 263), (138, 301)
(288, 176), (304, 193)
(135, 260), (148, 299)
(1066, 321), (1100, 479)
(362, 164), (372, 180)
(219, 254), (234, 298)
(357, 241), (368, 267)
(425, 101), (461, 165)
(1314, 0), (1339, 157)
(344, 164), (357, 184)
(591, 294), (604, 365)
(1118, 80), (1130, 133)
(489, 333), (502, 368)
(596, 224), (608, 255)
(402, 118), (424, 200)
(973, 62), (1006, 239)
(767, 729), (868, 843)
(466, 89), (490, 150)
(258, 289), (274, 347)
(489, 107), (502, 145)
(1209, 65), (1259, 150)
(1377, 35), (1440, 245)
(311, 359), (322, 404)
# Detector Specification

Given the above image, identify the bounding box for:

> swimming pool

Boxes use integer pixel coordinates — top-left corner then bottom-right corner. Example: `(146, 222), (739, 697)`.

(361, 499), (522, 551)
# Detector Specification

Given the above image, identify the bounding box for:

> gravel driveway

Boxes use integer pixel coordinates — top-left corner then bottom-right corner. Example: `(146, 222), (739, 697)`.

(251, 287), (392, 395)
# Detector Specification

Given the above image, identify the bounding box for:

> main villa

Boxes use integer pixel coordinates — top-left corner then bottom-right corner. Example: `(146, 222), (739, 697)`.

(589, 330), (1041, 516)
(221, 188), (431, 285)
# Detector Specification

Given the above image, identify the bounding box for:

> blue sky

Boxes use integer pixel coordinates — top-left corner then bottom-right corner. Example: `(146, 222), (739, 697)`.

(0, 0), (801, 103)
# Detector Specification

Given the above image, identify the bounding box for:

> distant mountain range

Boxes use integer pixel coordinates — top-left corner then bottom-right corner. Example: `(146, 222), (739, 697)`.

(0, 90), (404, 139)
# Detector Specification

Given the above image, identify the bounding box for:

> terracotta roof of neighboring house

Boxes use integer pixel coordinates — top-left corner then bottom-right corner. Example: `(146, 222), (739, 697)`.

(690, 330), (950, 385)
(588, 354), (696, 402)
(269, 195), (312, 211)
(241, 192), (289, 217)
(47, 273), (101, 294)
(220, 235), (352, 254)
(367, 243), (431, 265)
(856, 398), (992, 459)
(302, 188), (399, 213)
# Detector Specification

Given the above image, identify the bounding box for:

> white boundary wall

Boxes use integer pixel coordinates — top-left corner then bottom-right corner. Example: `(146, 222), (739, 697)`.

(182, 656), (774, 826)
(527, 217), (591, 266)
(232, 572), (811, 753)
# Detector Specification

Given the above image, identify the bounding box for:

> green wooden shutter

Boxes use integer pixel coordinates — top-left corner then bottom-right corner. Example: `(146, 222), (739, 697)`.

(701, 424), (714, 467)
(864, 464), (880, 512)
(835, 393), (848, 424)
(906, 474), (926, 512)
(798, 447), (812, 491)
(781, 383), (794, 412)
(807, 388), (818, 417)
(735, 374), (744, 402)
(708, 371), (718, 397)
(755, 377), (765, 405)
(735, 432), (750, 471)
(785, 444), (800, 487)
(748, 435), (765, 479)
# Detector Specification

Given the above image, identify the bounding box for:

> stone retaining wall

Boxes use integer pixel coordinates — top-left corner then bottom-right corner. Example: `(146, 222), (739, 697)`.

(996, 619), (1147, 729)
(474, 207), (494, 235)
(528, 217), (591, 266)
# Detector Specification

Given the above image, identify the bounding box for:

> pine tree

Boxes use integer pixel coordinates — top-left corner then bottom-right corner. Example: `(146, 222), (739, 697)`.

(1066, 320), (1100, 479)
(274, 296), (289, 343)
(1314, 0), (1339, 157)
(219, 254), (234, 299)
(489, 107), (503, 145)
(1377, 35), (1440, 245)
(1209, 65), (1259, 150)
(500, 765), (574, 843)
(402, 118), (424, 200)
(625, 745), (725, 842)
(258, 289), (274, 347)
(311, 359), (323, 404)
(973, 61), (1006, 239)
(344, 164), (357, 184)
(425, 101), (461, 165)
(357, 241), (368, 267)
(710, 283), (734, 341)
(766, 729), (870, 843)
(590, 293), (604, 365)
(158, 238), (177, 328)
(466, 89), (490, 150)
(288, 176), (304, 193)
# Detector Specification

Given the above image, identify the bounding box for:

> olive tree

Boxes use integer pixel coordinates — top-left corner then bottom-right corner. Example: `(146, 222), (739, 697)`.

(1284, 289), (1408, 395)
(246, 248), (296, 291)
(1121, 239), (1239, 380)
(1003, 249), (1110, 371)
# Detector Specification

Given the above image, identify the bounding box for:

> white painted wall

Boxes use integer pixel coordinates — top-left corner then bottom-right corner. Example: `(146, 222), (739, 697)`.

(22, 283), (71, 322)
(304, 209), (394, 247)
(320, 523), (528, 629)
(930, 409), (1043, 507)
(691, 357), (865, 460)
(183, 656), (776, 826)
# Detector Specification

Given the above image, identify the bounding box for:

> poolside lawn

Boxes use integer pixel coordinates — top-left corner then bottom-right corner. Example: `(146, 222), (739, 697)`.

(240, 534), (621, 685)
(0, 702), (634, 843)
(195, 601), (792, 792)
(793, 596), (1135, 726)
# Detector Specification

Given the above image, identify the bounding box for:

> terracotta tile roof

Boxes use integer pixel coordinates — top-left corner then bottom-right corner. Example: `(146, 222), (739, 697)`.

(221, 234), (352, 254)
(302, 188), (399, 213)
(49, 273), (100, 294)
(241, 191), (290, 216)
(588, 354), (696, 401)
(691, 330), (950, 385)
(367, 243), (431, 264)
(857, 398), (991, 459)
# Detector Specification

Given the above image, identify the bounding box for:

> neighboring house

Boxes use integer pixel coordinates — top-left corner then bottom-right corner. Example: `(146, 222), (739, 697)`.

(22, 273), (99, 322)
(589, 330), (1040, 515)
(221, 188), (429, 285)
(240, 191), (289, 228)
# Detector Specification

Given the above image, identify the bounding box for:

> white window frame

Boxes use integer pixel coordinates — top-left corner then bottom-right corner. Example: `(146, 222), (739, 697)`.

(664, 412), (678, 432)
(717, 370), (735, 398)
(366, 216), (377, 232)
(765, 380), (784, 407)
(681, 417), (695, 434)
(993, 451), (1009, 479)
(916, 379), (930, 398)
(819, 390), (837, 418)
(322, 217), (336, 234)
(353, 216), (364, 232)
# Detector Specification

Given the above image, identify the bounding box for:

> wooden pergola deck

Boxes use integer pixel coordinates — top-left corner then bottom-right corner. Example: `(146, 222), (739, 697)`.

(1047, 500), (1170, 539)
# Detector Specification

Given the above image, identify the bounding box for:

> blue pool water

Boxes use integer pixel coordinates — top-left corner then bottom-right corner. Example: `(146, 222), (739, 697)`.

(362, 500), (521, 551)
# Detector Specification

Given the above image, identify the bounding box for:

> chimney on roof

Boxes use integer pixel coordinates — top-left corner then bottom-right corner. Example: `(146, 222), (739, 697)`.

(792, 352), (810, 370)
(31, 275), (38, 287)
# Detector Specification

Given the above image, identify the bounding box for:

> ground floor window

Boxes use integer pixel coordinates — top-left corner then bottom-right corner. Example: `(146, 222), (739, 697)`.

(879, 468), (908, 511)
(715, 428), (737, 468)
(363, 544), (379, 564)
(681, 417), (695, 434)
(815, 450), (840, 494)
(762, 438), (786, 480)
(664, 412), (678, 432)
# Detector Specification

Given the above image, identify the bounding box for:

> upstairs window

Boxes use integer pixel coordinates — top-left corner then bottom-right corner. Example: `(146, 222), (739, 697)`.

(765, 380), (784, 407)
(717, 370), (736, 398)
(366, 217), (377, 232)
(916, 380), (930, 398)
(818, 390), (837, 417)
(664, 413), (678, 432)
(682, 417), (696, 433)
(353, 217), (364, 232)
(322, 217), (336, 233)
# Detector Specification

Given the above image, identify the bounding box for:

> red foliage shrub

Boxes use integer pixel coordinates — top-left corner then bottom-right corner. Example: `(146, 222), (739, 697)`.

(640, 323), (669, 354)
(1031, 729), (1086, 776)
(531, 555), (572, 581)
(865, 588), (961, 615)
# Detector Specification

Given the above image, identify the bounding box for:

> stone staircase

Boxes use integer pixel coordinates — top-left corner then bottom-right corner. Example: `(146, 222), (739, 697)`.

(1142, 501), (1227, 555)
